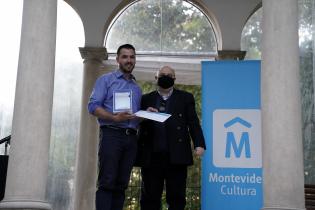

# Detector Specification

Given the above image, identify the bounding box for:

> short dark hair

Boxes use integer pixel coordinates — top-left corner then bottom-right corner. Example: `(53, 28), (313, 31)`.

(117, 44), (136, 55)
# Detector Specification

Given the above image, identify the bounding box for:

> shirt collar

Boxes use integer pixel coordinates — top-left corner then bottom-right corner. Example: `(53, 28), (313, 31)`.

(157, 88), (173, 100)
(114, 70), (124, 78)
(114, 70), (136, 81)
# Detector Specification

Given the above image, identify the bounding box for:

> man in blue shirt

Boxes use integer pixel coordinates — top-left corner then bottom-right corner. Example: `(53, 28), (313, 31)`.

(88, 44), (142, 210)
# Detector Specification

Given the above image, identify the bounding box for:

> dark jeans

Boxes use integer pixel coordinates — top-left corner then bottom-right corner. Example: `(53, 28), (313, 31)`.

(140, 153), (187, 210)
(96, 127), (137, 210)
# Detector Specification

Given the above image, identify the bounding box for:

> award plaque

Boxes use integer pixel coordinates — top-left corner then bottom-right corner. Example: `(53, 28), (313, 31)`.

(113, 90), (132, 113)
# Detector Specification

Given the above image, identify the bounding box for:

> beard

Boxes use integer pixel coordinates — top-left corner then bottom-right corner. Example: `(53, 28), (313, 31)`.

(120, 63), (135, 73)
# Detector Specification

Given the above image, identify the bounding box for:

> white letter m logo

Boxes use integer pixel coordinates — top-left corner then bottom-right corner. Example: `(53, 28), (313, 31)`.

(213, 109), (262, 168)
(224, 117), (251, 158)
(225, 132), (251, 158)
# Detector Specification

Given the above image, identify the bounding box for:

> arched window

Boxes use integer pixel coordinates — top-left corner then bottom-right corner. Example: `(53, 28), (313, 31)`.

(241, 8), (262, 60)
(105, 0), (217, 55)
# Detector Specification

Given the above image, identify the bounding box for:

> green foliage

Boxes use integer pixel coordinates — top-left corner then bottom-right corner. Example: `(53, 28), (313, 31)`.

(241, 8), (262, 59)
(138, 80), (157, 94)
(106, 0), (216, 54)
(298, 0), (315, 184)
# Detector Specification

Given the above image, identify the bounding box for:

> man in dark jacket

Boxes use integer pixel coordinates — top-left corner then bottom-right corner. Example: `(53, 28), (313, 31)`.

(136, 66), (206, 210)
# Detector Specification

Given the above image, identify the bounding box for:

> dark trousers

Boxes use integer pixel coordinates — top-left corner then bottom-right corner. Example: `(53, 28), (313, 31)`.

(96, 127), (137, 210)
(140, 153), (187, 210)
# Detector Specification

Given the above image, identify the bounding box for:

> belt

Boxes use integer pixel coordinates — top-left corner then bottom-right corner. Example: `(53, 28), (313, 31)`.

(101, 125), (138, 136)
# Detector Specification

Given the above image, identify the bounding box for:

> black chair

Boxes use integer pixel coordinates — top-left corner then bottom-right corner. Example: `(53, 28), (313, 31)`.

(0, 155), (8, 201)
(0, 135), (10, 201)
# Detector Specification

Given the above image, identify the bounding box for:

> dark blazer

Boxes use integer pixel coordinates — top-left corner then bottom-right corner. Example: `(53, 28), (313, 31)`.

(135, 89), (206, 167)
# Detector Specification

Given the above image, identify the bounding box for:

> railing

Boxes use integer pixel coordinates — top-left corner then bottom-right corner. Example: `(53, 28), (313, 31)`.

(0, 135), (10, 201)
(305, 184), (315, 210)
(0, 135), (10, 155)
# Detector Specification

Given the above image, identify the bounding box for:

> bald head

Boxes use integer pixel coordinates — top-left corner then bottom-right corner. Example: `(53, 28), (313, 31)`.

(155, 66), (176, 90)
(156, 66), (176, 79)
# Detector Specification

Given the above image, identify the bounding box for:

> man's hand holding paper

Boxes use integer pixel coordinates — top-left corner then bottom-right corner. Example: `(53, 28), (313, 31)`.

(135, 107), (171, 123)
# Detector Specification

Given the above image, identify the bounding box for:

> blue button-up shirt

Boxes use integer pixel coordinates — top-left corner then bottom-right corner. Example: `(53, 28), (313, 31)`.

(88, 70), (142, 129)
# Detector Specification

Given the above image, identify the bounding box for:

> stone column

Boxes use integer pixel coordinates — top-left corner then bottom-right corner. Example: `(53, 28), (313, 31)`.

(0, 0), (57, 209)
(261, 1), (305, 210)
(216, 50), (246, 60)
(73, 47), (108, 210)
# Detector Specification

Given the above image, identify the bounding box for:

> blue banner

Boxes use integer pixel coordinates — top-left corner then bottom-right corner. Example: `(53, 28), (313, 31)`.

(201, 60), (262, 210)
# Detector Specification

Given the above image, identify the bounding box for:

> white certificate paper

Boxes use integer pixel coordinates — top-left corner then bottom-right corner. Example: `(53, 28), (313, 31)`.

(135, 110), (171, 122)
(113, 90), (132, 113)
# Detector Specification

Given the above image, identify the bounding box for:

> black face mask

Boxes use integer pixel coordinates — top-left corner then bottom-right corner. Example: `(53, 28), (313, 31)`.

(157, 75), (175, 89)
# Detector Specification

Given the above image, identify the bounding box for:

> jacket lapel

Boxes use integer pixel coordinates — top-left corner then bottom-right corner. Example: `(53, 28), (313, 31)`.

(168, 89), (178, 114)
(148, 91), (160, 107)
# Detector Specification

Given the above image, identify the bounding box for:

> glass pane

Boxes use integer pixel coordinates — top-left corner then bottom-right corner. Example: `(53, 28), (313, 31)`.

(241, 9), (262, 60)
(46, 1), (84, 209)
(105, 0), (216, 54)
(300, 0), (315, 184)
(107, 0), (161, 53)
(160, 0), (216, 54)
(0, 0), (23, 154)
